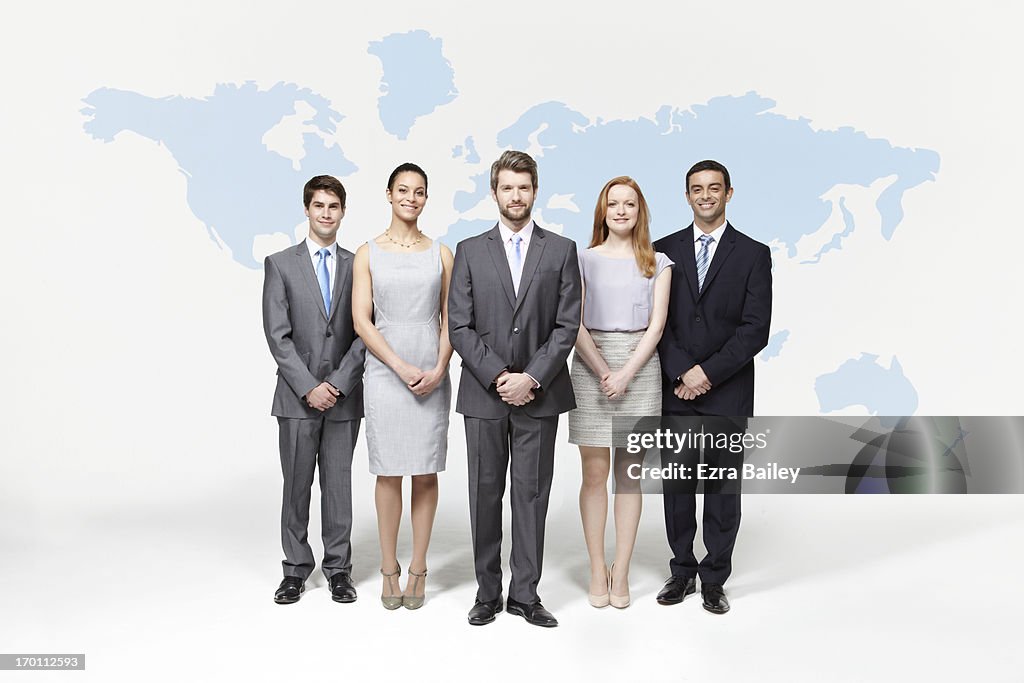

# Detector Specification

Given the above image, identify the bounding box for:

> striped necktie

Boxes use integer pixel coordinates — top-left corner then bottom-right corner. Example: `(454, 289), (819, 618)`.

(696, 234), (714, 293)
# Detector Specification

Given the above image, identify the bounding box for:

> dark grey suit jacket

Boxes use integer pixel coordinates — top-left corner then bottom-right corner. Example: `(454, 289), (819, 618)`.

(448, 224), (582, 419)
(262, 241), (365, 421)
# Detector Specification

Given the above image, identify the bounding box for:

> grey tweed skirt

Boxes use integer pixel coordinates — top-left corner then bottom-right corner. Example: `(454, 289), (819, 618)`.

(568, 330), (662, 447)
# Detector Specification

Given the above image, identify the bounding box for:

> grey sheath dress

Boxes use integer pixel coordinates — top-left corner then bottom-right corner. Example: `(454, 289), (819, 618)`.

(363, 239), (450, 475)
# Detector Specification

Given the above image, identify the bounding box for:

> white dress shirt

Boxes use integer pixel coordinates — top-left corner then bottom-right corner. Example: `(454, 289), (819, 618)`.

(693, 220), (728, 264)
(497, 219), (535, 294)
(495, 219), (539, 389)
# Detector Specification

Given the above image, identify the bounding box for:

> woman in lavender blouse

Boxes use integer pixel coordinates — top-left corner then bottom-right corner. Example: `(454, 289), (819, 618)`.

(569, 176), (673, 609)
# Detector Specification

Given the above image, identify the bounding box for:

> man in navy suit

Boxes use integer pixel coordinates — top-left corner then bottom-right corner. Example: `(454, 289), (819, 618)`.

(653, 160), (772, 614)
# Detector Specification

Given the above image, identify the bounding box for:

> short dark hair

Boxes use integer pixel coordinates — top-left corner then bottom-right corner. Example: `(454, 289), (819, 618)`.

(685, 160), (731, 192)
(490, 150), (538, 191)
(303, 175), (346, 208)
(387, 162), (428, 195)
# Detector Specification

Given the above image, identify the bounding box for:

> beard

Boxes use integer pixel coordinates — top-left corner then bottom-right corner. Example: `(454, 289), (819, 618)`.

(498, 199), (533, 225)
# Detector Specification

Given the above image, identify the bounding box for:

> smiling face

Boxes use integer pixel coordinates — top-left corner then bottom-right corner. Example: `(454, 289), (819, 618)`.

(305, 189), (344, 246)
(387, 171), (427, 222)
(685, 169), (733, 232)
(604, 183), (640, 238)
(492, 169), (536, 230)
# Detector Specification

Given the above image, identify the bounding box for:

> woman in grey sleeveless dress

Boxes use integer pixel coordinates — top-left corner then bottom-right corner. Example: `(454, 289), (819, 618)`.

(569, 176), (673, 609)
(352, 163), (454, 610)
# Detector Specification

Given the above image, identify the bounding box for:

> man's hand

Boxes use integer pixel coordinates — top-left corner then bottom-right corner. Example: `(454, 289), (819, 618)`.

(681, 365), (711, 394)
(306, 382), (340, 411)
(673, 384), (699, 401)
(410, 365), (447, 396)
(496, 372), (536, 405)
(501, 389), (535, 406)
(600, 369), (632, 399)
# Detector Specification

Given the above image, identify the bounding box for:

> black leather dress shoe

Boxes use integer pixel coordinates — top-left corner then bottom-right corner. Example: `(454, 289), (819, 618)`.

(467, 597), (503, 626)
(506, 598), (558, 628)
(329, 572), (357, 603)
(274, 576), (305, 604)
(701, 583), (730, 614)
(656, 576), (696, 605)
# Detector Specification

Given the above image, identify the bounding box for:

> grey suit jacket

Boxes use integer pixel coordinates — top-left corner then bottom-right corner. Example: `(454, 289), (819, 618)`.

(448, 224), (582, 419)
(262, 241), (365, 421)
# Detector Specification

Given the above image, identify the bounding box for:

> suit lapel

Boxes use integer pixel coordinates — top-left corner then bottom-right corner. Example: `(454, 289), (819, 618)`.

(486, 226), (517, 309)
(327, 248), (350, 323)
(677, 225), (699, 304)
(697, 223), (735, 300)
(512, 225), (547, 315)
(296, 241), (329, 320)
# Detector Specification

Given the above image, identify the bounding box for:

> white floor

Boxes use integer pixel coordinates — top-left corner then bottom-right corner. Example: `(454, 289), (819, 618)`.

(3, 440), (1023, 683)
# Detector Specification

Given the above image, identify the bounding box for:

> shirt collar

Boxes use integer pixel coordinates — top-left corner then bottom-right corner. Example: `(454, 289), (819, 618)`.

(498, 219), (535, 245)
(305, 239), (337, 259)
(694, 220), (728, 244)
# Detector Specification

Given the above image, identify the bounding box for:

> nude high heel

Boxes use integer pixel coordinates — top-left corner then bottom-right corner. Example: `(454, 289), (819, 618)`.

(609, 562), (631, 609)
(588, 565), (610, 608)
(403, 567), (427, 610)
(380, 564), (403, 610)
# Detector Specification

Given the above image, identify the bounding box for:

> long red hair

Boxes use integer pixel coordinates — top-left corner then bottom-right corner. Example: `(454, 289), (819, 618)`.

(589, 176), (656, 277)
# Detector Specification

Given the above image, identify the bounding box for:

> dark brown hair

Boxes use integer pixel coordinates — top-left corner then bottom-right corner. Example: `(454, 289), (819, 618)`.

(303, 175), (347, 208)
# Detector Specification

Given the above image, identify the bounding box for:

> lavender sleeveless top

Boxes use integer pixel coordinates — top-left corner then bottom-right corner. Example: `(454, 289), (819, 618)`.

(579, 249), (674, 332)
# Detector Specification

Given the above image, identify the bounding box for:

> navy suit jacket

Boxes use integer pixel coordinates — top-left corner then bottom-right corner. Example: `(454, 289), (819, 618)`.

(654, 222), (772, 417)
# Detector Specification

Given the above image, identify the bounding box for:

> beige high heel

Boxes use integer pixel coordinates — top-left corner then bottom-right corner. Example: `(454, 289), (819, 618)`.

(403, 568), (427, 610)
(609, 562), (630, 609)
(380, 564), (403, 610)
(588, 565), (610, 608)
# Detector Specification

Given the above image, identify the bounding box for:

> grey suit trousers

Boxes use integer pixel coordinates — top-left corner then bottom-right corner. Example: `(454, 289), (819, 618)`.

(277, 416), (360, 580)
(465, 412), (558, 604)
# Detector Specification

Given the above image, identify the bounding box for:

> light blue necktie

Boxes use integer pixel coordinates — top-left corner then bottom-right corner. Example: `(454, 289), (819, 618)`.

(511, 234), (523, 294)
(696, 234), (714, 293)
(316, 247), (332, 314)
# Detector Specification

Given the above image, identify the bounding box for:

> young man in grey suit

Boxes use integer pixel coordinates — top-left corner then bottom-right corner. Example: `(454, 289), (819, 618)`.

(448, 150), (582, 627)
(262, 175), (365, 605)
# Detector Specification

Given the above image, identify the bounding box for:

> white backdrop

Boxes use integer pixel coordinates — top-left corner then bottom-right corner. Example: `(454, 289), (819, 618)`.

(2, 1), (1023, 681)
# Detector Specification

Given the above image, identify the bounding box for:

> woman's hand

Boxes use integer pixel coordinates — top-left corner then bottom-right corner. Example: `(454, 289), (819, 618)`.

(397, 362), (426, 388)
(600, 369), (633, 399)
(409, 364), (447, 396)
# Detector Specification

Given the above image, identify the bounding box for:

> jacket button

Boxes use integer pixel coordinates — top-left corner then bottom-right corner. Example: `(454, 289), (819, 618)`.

(513, 327), (520, 334)
(326, 329), (333, 337)
(695, 316), (701, 322)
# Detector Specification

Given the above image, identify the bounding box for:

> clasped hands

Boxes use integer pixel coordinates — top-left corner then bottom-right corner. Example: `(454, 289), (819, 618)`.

(306, 382), (341, 411)
(598, 368), (632, 400)
(496, 370), (536, 406)
(674, 364), (711, 401)
(398, 363), (447, 397)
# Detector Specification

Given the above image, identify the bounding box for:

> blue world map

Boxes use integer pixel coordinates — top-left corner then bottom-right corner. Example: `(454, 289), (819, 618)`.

(80, 30), (930, 416)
